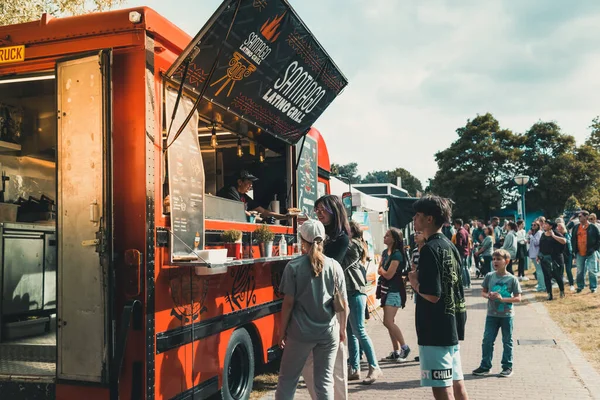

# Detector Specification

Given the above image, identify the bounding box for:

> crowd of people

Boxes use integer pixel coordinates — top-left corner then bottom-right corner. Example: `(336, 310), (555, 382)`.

(444, 210), (599, 300)
(273, 194), (599, 400)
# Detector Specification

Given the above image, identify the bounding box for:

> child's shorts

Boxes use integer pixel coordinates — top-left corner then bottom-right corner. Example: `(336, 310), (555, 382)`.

(384, 292), (402, 307)
(419, 345), (464, 387)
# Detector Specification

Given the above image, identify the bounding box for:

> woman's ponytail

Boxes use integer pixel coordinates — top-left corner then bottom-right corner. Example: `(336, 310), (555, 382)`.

(307, 238), (325, 277)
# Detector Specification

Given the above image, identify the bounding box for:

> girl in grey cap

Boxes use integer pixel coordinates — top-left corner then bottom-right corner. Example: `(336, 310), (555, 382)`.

(275, 219), (348, 400)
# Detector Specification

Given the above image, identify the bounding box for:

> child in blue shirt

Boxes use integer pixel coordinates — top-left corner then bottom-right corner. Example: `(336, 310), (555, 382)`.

(472, 249), (522, 377)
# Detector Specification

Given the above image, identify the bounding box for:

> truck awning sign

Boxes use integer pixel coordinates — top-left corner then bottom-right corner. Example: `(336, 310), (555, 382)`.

(0, 45), (25, 64)
(166, 0), (348, 144)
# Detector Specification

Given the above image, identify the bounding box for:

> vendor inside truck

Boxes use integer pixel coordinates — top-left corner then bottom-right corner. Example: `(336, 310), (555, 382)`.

(216, 169), (293, 222)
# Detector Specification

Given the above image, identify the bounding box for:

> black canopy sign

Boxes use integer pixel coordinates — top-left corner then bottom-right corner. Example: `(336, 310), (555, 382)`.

(166, 0), (348, 144)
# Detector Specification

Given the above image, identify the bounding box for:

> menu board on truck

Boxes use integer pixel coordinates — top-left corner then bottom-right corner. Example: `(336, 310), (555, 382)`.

(166, 0), (348, 144)
(165, 89), (206, 261)
(296, 134), (318, 218)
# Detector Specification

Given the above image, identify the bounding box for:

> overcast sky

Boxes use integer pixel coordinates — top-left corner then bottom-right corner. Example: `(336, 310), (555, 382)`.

(123, 0), (600, 186)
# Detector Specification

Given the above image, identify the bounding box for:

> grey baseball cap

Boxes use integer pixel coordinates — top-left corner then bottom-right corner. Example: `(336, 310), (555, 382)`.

(299, 219), (325, 243)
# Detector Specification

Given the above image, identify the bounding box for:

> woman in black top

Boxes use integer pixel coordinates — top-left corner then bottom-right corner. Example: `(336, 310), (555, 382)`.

(314, 195), (350, 264)
(302, 194), (351, 399)
(539, 220), (566, 300)
(378, 228), (410, 362)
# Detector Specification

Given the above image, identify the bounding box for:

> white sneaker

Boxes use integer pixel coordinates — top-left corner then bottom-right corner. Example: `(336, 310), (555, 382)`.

(518, 277), (524, 281)
(522, 277), (530, 281)
(570, 285), (576, 292)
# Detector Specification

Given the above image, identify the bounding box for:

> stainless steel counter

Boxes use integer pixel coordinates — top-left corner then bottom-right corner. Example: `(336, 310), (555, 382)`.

(170, 255), (299, 275)
(0, 223), (56, 341)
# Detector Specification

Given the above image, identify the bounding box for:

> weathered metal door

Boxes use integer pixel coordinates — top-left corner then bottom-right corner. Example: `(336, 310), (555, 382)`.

(56, 52), (112, 383)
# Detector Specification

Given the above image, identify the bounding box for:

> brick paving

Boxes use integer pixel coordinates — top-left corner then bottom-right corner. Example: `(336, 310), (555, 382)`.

(261, 278), (600, 399)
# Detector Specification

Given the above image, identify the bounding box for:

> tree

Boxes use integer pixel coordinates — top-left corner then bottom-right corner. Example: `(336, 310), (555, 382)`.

(428, 113), (522, 220)
(571, 144), (600, 212)
(564, 195), (581, 212)
(520, 121), (578, 217)
(330, 162), (361, 184)
(362, 168), (423, 197)
(584, 116), (600, 151)
(0, 0), (124, 26)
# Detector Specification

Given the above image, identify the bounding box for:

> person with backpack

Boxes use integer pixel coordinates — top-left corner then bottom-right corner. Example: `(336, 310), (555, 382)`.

(377, 227), (411, 362)
(344, 221), (382, 384)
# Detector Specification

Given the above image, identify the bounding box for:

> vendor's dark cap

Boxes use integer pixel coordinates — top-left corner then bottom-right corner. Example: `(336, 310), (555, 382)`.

(238, 170), (258, 181)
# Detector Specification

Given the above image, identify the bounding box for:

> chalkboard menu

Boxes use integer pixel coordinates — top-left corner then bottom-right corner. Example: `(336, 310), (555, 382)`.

(166, 89), (205, 261)
(296, 135), (318, 218)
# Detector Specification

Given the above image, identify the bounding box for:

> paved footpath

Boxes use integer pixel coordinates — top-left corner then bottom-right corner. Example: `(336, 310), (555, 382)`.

(262, 279), (600, 399)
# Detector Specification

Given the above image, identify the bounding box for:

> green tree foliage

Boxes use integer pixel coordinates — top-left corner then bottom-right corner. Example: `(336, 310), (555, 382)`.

(0, 0), (123, 26)
(520, 122), (577, 217)
(584, 116), (600, 151)
(572, 144), (600, 212)
(362, 168), (423, 197)
(428, 113), (522, 220)
(564, 195), (581, 212)
(431, 115), (600, 219)
(330, 162), (361, 184)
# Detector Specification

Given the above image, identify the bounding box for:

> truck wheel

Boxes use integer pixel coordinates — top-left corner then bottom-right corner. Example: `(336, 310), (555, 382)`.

(221, 328), (255, 400)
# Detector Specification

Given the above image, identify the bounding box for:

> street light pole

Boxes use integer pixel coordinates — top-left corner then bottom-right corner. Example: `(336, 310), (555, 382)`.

(521, 184), (526, 222)
(514, 175), (530, 224)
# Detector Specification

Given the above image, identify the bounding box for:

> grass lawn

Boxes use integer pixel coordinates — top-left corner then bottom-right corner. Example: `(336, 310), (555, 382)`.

(521, 266), (600, 373)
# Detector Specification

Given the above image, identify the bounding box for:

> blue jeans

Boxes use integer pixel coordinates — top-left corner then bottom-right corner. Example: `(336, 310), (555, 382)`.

(576, 253), (598, 291)
(531, 258), (545, 291)
(564, 252), (574, 286)
(461, 256), (471, 288)
(347, 292), (378, 370)
(480, 316), (514, 370)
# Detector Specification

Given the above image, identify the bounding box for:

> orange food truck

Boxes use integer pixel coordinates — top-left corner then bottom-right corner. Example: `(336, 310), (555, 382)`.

(0, 1), (347, 399)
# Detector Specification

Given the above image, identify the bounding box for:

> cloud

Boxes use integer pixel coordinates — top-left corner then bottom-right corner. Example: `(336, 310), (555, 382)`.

(123, 0), (600, 185)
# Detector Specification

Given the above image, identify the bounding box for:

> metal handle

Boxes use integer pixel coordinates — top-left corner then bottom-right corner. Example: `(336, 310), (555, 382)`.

(90, 200), (99, 223)
(4, 233), (44, 239)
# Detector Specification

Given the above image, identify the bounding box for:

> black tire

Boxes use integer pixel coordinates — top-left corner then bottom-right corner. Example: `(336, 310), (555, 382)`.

(221, 328), (255, 400)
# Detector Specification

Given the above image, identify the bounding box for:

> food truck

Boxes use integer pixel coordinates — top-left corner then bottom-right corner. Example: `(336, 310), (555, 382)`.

(0, 1), (347, 399)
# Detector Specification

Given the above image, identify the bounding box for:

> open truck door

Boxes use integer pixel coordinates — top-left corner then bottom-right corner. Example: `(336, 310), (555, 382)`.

(56, 51), (112, 383)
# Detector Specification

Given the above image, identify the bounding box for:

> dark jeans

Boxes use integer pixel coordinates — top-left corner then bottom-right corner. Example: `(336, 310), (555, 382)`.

(480, 316), (514, 370)
(518, 257), (526, 277)
(517, 243), (527, 277)
(564, 253), (574, 286)
(539, 254), (564, 297)
(507, 259), (514, 275)
(481, 255), (493, 276)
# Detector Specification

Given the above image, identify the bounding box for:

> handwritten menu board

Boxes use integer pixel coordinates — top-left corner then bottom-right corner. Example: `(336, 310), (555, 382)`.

(166, 89), (205, 261)
(296, 134), (318, 218)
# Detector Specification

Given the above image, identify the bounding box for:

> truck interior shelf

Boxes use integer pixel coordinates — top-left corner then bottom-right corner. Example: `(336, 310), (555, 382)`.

(0, 140), (21, 153)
